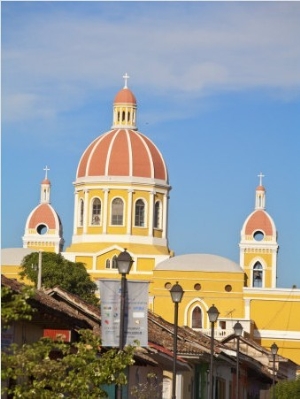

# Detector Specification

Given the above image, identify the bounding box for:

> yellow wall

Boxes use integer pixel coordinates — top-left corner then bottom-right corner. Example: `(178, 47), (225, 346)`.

(2, 253), (300, 365)
(1, 265), (34, 286)
(152, 270), (245, 327)
(243, 252), (273, 288)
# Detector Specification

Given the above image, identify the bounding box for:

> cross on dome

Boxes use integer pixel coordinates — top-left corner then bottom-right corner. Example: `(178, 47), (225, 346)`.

(43, 165), (50, 179)
(258, 172), (265, 186)
(123, 73), (130, 88)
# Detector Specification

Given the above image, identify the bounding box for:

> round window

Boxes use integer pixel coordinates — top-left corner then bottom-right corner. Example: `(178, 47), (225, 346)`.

(165, 282), (172, 290)
(194, 283), (201, 291)
(254, 230), (264, 241)
(225, 284), (232, 292)
(37, 224), (48, 235)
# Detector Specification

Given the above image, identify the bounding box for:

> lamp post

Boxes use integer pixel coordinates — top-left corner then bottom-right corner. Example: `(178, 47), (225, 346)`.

(233, 321), (243, 399)
(32, 251), (42, 289)
(207, 304), (219, 399)
(170, 282), (184, 399)
(37, 251), (42, 289)
(270, 342), (278, 399)
(116, 249), (134, 399)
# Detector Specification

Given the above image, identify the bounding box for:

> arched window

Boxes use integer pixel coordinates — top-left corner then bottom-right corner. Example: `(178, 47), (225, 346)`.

(79, 199), (84, 227)
(105, 256), (118, 270)
(135, 199), (145, 227)
(92, 198), (101, 225)
(192, 306), (202, 328)
(111, 198), (124, 225)
(154, 200), (161, 229)
(112, 255), (118, 269)
(253, 262), (263, 287)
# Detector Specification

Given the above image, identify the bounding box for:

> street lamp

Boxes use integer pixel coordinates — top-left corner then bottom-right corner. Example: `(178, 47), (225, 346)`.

(116, 249), (134, 399)
(37, 251), (42, 289)
(207, 304), (219, 399)
(271, 342), (278, 399)
(233, 321), (243, 399)
(170, 282), (184, 399)
(32, 251), (43, 289)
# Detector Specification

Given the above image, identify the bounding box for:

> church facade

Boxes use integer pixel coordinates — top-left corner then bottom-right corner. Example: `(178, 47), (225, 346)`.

(2, 76), (300, 366)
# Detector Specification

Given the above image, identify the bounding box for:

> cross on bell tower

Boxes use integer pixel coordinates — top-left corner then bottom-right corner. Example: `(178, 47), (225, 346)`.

(123, 72), (130, 88)
(258, 172), (265, 187)
(43, 165), (50, 180)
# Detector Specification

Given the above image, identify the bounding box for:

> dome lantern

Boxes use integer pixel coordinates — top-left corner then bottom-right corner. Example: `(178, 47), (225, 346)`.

(112, 73), (137, 129)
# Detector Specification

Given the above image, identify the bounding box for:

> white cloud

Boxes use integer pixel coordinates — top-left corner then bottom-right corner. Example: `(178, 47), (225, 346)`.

(2, 1), (300, 125)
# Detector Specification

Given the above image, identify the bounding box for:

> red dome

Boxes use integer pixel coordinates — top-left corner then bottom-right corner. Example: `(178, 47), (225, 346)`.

(76, 129), (168, 182)
(245, 210), (274, 236)
(114, 88), (136, 104)
(27, 203), (62, 231)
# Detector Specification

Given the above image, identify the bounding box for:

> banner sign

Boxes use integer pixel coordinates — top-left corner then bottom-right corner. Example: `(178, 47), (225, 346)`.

(98, 279), (148, 347)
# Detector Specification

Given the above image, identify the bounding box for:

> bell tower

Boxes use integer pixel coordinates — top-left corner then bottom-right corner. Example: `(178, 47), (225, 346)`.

(22, 166), (64, 253)
(239, 173), (279, 288)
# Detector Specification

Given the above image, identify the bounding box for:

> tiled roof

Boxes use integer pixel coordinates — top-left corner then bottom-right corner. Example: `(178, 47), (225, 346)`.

(1, 274), (92, 330)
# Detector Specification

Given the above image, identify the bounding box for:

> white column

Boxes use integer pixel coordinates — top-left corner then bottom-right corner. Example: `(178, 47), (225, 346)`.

(162, 193), (168, 239)
(127, 189), (134, 234)
(176, 374), (183, 399)
(148, 190), (155, 236)
(272, 250), (277, 288)
(244, 298), (251, 320)
(102, 188), (109, 234)
(73, 190), (79, 235)
(83, 189), (89, 234)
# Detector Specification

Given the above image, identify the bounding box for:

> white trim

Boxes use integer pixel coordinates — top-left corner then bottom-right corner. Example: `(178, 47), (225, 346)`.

(254, 329), (300, 340)
(89, 196), (102, 227)
(71, 233), (168, 247)
(250, 258), (266, 288)
(133, 197), (148, 229)
(110, 196), (125, 227)
(243, 287), (300, 296)
(184, 298), (209, 326)
(74, 175), (170, 187)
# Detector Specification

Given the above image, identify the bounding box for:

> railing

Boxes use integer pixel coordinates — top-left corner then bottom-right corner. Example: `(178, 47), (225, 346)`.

(200, 328), (234, 339)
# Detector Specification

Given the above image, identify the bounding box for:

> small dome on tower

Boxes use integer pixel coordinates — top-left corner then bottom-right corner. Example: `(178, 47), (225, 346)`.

(114, 87), (136, 105)
(27, 203), (62, 232)
(244, 210), (274, 236)
(23, 168), (65, 253)
(240, 173), (277, 241)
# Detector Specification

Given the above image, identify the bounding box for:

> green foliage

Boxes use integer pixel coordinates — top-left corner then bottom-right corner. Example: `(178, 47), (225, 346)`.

(130, 373), (162, 399)
(1, 285), (35, 328)
(271, 377), (300, 399)
(20, 252), (99, 305)
(2, 329), (135, 399)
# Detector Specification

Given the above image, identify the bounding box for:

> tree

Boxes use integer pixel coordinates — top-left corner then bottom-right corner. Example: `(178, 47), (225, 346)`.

(131, 373), (162, 399)
(271, 377), (300, 399)
(1, 285), (34, 327)
(2, 329), (135, 399)
(20, 252), (98, 305)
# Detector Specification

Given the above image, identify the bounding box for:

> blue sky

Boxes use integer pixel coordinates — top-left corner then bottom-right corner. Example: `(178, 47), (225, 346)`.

(2, 1), (300, 289)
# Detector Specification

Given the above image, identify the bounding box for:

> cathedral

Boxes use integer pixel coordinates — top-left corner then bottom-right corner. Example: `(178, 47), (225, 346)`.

(2, 75), (300, 366)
